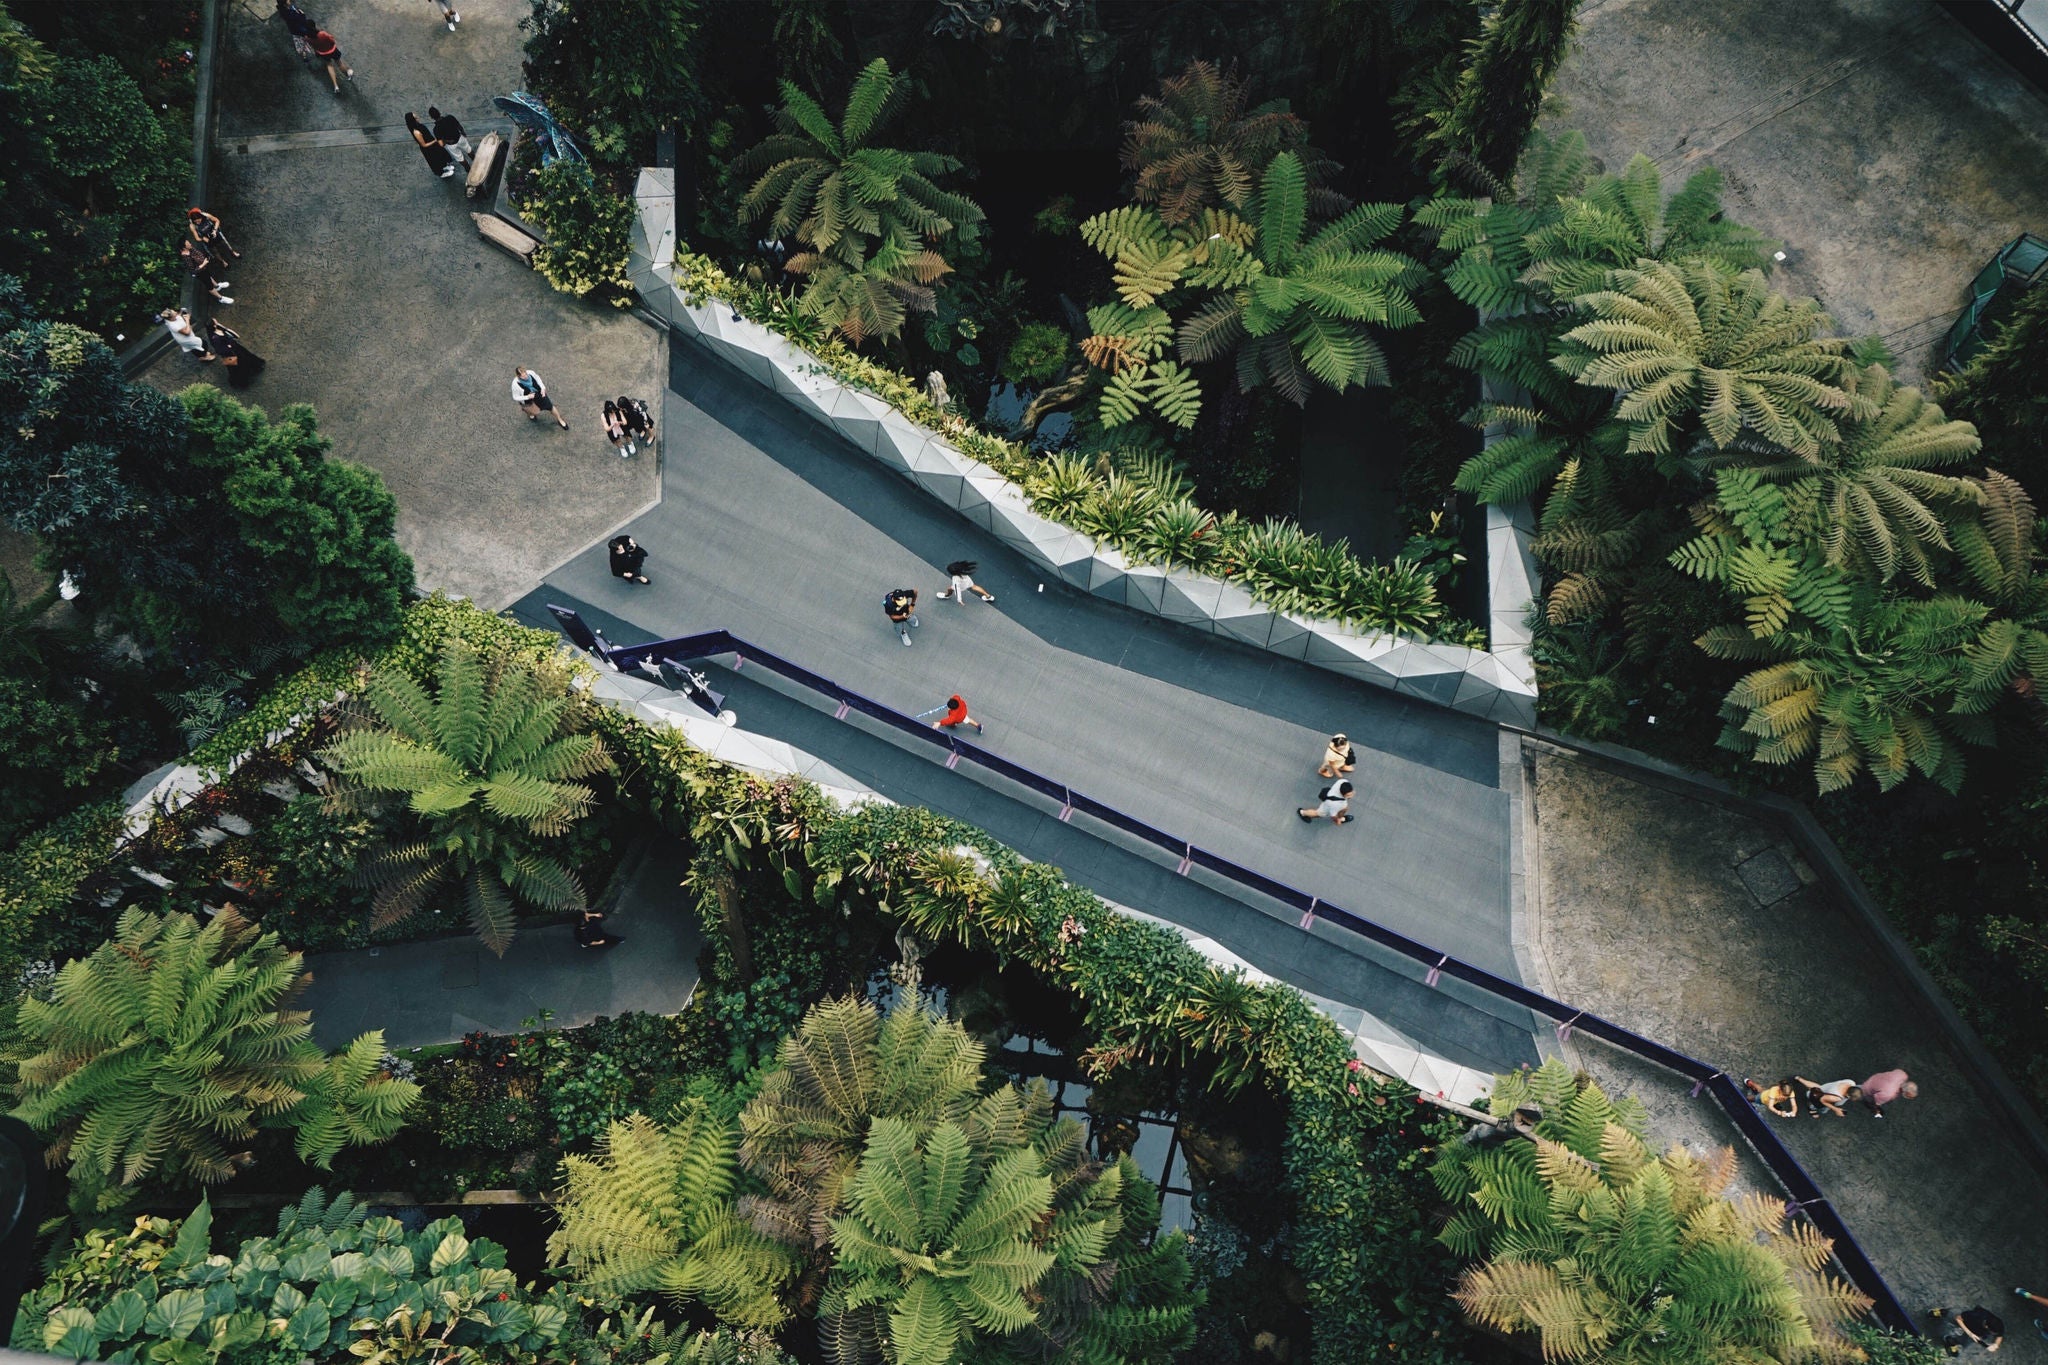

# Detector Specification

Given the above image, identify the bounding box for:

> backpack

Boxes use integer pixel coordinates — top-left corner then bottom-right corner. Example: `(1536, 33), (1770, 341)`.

(884, 590), (912, 616)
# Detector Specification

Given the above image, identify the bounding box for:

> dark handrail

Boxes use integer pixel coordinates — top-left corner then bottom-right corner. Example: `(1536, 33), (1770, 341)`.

(575, 618), (1913, 1333)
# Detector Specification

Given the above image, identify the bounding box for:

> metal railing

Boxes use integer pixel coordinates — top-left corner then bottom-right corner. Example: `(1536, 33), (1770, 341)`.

(564, 614), (1913, 1333)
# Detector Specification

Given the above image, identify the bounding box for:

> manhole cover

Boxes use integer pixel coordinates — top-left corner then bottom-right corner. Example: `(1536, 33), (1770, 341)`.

(1736, 850), (1800, 907)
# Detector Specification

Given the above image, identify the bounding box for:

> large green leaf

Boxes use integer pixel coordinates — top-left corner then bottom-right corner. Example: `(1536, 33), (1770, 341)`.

(143, 1289), (207, 1342)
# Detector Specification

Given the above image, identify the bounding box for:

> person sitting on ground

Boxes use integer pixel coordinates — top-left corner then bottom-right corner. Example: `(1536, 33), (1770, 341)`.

(1794, 1076), (1860, 1118)
(1930, 1305), (2004, 1354)
(1743, 1076), (1803, 1119)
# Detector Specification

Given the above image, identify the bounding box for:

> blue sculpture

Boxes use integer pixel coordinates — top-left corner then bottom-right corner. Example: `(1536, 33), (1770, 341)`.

(492, 92), (586, 167)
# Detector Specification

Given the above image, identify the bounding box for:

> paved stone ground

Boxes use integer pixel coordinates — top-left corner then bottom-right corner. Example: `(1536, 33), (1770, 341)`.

(1550, 0), (2048, 380)
(300, 838), (700, 1049)
(145, 0), (661, 606)
(1527, 747), (2048, 1355)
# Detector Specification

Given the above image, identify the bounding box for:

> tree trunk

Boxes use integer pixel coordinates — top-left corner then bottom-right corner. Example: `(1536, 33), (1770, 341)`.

(716, 876), (754, 985)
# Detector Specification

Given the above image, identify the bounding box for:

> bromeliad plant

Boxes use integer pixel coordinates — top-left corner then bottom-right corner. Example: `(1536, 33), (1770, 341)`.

(320, 639), (613, 954)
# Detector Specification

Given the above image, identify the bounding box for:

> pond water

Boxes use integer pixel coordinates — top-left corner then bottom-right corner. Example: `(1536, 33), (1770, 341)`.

(984, 380), (1074, 448)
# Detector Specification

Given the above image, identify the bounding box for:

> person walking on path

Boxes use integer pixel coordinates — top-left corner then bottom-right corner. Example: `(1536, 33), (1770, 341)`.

(178, 241), (231, 305)
(609, 535), (649, 585)
(185, 207), (241, 262)
(884, 588), (919, 646)
(405, 113), (456, 179)
(1860, 1068), (1918, 1117)
(1317, 733), (1355, 780)
(428, 106), (471, 164)
(275, 0), (318, 61)
(158, 308), (215, 361)
(426, 0), (461, 31)
(1298, 780), (1354, 825)
(923, 693), (983, 734)
(573, 907), (621, 948)
(936, 560), (995, 604)
(2012, 1289), (2048, 1342)
(1928, 1306), (2004, 1354)
(206, 319), (266, 388)
(512, 366), (568, 428)
(310, 29), (353, 93)
(617, 395), (652, 454)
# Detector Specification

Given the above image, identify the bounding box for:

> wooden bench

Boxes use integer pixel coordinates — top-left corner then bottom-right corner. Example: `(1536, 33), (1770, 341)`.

(472, 212), (539, 266)
(464, 130), (503, 200)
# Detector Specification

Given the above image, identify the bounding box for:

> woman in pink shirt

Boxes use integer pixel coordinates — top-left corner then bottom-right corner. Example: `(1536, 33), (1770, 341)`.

(1861, 1068), (1917, 1117)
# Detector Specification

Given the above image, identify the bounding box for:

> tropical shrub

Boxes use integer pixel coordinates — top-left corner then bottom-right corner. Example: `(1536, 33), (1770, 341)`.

(1412, 0), (1580, 190)
(320, 639), (613, 953)
(1120, 59), (1344, 226)
(13, 1188), (734, 1365)
(1000, 321), (1071, 386)
(732, 57), (983, 345)
(0, 47), (189, 336)
(6, 908), (418, 1210)
(525, 160), (636, 304)
(520, 0), (709, 167)
(1433, 1060), (1870, 1363)
(553, 996), (1198, 1365)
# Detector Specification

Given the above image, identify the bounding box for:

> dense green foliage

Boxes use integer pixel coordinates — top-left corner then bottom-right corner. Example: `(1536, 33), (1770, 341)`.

(520, 0), (708, 166)
(1939, 283), (2048, 497)
(0, 5), (191, 337)
(16, 1188), (785, 1365)
(1416, 0), (1580, 189)
(553, 996), (1199, 1365)
(525, 160), (636, 304)
(1433, 1062), (1869, 1362)
(6, 908), (418, 1211)
(319, 640), (613, 953)
(734, 57), (984, 345)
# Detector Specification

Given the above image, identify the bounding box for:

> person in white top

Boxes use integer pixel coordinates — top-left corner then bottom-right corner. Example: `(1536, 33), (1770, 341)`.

(511, 365), (568, 429)
(935, 559), (995, 604)
(159, 307), (215, 361)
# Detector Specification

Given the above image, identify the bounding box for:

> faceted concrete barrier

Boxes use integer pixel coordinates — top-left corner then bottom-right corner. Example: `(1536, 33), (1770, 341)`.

(632, 170), (1539, 726)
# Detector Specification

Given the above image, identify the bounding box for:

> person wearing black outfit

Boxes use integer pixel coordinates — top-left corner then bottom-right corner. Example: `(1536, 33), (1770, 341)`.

(428, 106), (471, 165)
(206, 319), (266, 388)
(405, 113), (455, 179)
(1929, 1305), (2005, 1354)
(616, 395), (653, 454)
(573, 908), (622, 949)
(609, 535), (649, 585)
(884, 587), (919, 646)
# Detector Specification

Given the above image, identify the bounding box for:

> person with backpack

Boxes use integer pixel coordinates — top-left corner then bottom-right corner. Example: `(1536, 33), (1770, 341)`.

(1298, 780), (1354, 825)
(884, 588), (919, 646)
(511, 365), (567, 428)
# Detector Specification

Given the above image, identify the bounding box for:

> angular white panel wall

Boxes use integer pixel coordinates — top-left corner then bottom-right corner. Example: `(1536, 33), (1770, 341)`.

(633, 171), (1539, 727)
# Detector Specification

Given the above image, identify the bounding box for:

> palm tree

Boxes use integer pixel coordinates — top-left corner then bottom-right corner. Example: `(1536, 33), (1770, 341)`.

(548, 1105), (796, 1330)
(8, 908), (417, 1210)
(1695, 366), (1983, 586)
(1120, 60), (1344, 226)
(823, 1117), (1057, 1365)
(1554, 261), (1867, 462)
(320, 640), (611, 954)
(734, 57), (983, 345)
(1433, 1060), (1870, 1363)
(1173, 152), (1424, 405)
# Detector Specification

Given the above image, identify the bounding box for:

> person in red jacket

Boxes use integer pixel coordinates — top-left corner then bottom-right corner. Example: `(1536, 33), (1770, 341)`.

(932, 694), (983, 734)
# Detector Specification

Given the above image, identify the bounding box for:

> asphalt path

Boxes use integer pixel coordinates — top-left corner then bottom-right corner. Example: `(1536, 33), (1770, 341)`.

(531, 339), (1519, 982)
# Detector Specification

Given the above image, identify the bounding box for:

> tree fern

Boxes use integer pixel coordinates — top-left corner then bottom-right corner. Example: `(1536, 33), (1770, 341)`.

(550, 1106), (796, 1329)
(7, 909), (416, 1210)
(1437, 1064), (1869, 1362)
(321, 640), (609, 953)
(1119, 60), (1346, 225)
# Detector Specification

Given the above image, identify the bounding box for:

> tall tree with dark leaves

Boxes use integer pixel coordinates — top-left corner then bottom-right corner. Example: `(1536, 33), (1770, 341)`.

(1422, 0), (1581, 191)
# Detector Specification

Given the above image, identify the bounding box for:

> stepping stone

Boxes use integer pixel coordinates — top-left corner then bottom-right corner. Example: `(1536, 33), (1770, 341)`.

(260, 780), (301, 802)
(213, 813), (254, 836)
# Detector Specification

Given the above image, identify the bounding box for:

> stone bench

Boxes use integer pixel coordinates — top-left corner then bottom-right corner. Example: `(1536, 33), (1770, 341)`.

(473, 211), (539, 266)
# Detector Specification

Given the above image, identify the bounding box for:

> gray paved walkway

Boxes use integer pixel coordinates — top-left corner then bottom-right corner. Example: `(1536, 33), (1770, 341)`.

(1550, 0), (2048, 380)
(146, 0), (662, 607)
(533, 342), (1519, 980)
(300, 839), (701, 1050)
